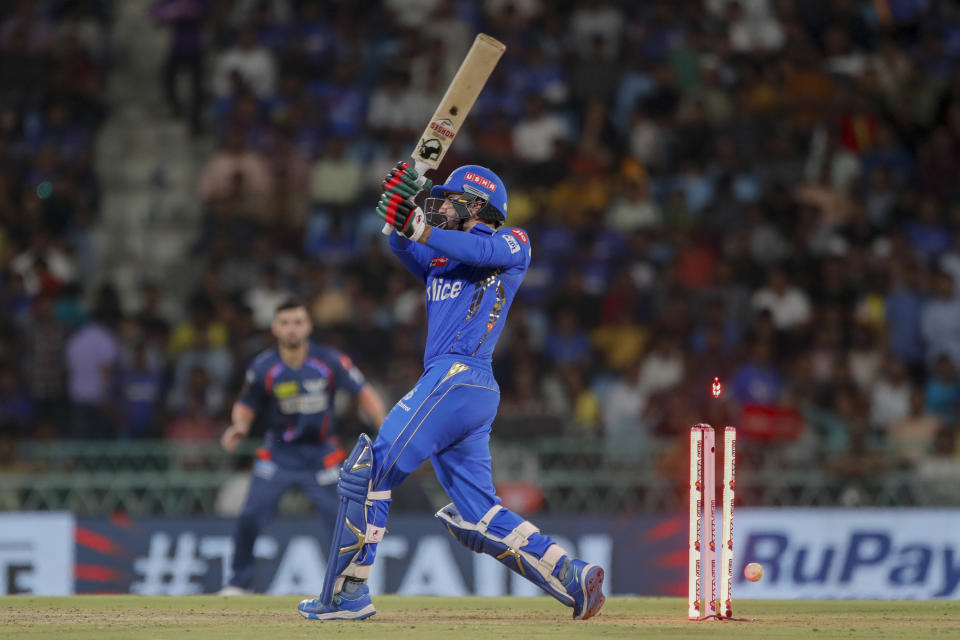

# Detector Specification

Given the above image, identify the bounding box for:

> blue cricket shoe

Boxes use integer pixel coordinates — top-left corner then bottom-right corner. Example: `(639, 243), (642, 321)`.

(297, 584), (376, 621)
(561, 558), (606, 620)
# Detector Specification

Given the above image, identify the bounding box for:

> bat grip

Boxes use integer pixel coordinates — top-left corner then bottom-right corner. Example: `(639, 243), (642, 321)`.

(381, 160), (431, 235)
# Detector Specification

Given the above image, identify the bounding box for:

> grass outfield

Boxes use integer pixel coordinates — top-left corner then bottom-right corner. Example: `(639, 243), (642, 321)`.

(1, 596), (958, 639)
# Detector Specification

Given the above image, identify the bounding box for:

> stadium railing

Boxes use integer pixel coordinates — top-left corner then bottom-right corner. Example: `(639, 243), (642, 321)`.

(2, 437), (957, 515)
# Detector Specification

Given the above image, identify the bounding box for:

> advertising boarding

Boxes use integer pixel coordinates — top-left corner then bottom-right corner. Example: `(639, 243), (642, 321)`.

(3, 509), (959, 598)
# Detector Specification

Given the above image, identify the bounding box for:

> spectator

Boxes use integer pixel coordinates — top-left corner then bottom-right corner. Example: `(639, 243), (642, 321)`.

(511, 95), (569, 164)
(266, 132), (311, 229)
(889, 388), (942, 465)
(731, 341), (783, 405)
(637, 336), (684, 396)
(151, 0), (208, 134)
(724, 0), (784, 54)
(920, 271), (960, 368)
(64, 307), (119, 438)
(568, 0), (623, 60)
(750, 268), (812, 331)
(165, 394), (220, 469)
(905, 198), (951, 259)
(543, 310), (590, 367)
(0, 366), (32, 435)
(309, 137), (364, 208)
(366, 68), (422, 134)
(197, 130), (273, 207)
(168, 365), (224, 420)
(606, 176), (661, 232)
(115, 342), (164, 439)
(22, 293), (67, 428)
(848, 325), (882, 389)
(212, 26), (276, 99)
(924, 355), (960, 430)
(561, 367), (601, 436)
(869, 359), (912, 430)
(886, 262), (926, 370)
(245, 265), (292, 329)
(169, 295), (229, 355)
(10, 236), (77, 296)
(628, 110), (666, 169)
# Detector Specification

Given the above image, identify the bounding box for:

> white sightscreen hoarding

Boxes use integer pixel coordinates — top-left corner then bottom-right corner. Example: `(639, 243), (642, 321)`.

(0, 512), (75, 595)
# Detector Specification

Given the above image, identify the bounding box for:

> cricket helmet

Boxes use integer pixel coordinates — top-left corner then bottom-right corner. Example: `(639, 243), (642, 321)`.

(430, 164), (508, 222)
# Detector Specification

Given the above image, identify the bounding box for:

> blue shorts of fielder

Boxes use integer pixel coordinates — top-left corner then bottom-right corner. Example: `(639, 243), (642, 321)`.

(298, 355), (605, 621)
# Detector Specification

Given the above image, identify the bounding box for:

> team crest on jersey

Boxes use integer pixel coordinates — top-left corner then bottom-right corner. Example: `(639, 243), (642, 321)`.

(430, 256), (449, 267)
(510, 228), (528, 244)
(429, 118), (455, 139)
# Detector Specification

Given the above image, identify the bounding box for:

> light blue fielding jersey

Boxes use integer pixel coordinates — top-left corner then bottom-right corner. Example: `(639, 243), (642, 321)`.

(389, 223), (532, 365)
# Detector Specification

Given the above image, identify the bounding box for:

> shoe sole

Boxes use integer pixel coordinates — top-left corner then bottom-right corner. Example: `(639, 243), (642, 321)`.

(574, 564), (606, 620)
(298, 603), (377, 621)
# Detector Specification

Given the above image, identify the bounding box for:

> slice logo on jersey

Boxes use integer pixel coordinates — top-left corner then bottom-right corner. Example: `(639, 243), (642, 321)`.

(426, 277), (463, 301)
(429, 118), (455, 139)
(274, 381), (299, 399)
(303, 378), (327, 394)
(464, 172), (498, 192)
(502, 234), (521, 254)
(510, 229), (528, 244)
(430, 256), (449, 267)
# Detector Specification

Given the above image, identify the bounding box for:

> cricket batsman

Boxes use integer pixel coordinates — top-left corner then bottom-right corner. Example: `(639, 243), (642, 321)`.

(219, 300), (386, 594)
(297, 163), (606, 620)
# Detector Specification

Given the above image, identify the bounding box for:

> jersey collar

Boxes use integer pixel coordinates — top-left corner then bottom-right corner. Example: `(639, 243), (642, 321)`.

(469, 222), (496, 236)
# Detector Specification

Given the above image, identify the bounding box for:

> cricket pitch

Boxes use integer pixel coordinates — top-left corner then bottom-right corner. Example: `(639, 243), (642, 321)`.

(1, 595), (957, 639)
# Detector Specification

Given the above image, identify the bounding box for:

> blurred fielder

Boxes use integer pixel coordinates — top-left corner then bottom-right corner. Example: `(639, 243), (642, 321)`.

(298, 163), (606, 620)
(219, 300), (386, 594)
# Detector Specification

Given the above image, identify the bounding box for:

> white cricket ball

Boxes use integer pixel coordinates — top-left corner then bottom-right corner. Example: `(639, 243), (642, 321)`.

(744, 562), (764, 582)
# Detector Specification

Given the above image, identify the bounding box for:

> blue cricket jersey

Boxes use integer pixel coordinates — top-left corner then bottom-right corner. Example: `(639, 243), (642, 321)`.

(389, 223), (532, 366)
(237, 343), (366, 470)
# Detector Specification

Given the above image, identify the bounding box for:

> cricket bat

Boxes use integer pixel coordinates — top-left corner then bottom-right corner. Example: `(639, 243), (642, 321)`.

(382, 33), (506, 234)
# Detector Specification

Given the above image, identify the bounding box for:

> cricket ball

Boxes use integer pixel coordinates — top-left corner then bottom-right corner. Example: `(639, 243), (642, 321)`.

(744, 562), (764, 582)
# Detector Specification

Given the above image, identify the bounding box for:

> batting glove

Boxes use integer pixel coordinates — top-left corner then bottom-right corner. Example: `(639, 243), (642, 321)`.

(382, 161), (432, 199)
(377, 192), (427, 242)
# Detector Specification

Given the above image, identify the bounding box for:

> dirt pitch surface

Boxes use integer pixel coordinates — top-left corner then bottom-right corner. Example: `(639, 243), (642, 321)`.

(1, 596), (958, 639)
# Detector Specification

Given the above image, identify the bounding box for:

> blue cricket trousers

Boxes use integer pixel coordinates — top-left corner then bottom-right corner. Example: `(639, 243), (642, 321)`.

(355, 354), (555, 568)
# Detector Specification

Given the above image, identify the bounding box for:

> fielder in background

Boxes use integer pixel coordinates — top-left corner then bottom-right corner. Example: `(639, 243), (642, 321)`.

(219, 300), (386, 595)
(298, 163), (606, 621)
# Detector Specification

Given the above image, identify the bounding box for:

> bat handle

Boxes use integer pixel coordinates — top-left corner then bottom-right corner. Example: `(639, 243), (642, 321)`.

(413, 160), (430, 180)
(381, 160), (431, 235)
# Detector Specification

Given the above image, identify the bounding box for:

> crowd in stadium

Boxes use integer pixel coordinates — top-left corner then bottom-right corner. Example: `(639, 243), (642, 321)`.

(2, 0), (960, 478)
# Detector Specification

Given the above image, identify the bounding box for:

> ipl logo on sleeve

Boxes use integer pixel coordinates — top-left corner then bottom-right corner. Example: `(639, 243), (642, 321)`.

(502, 234), (521, 254)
